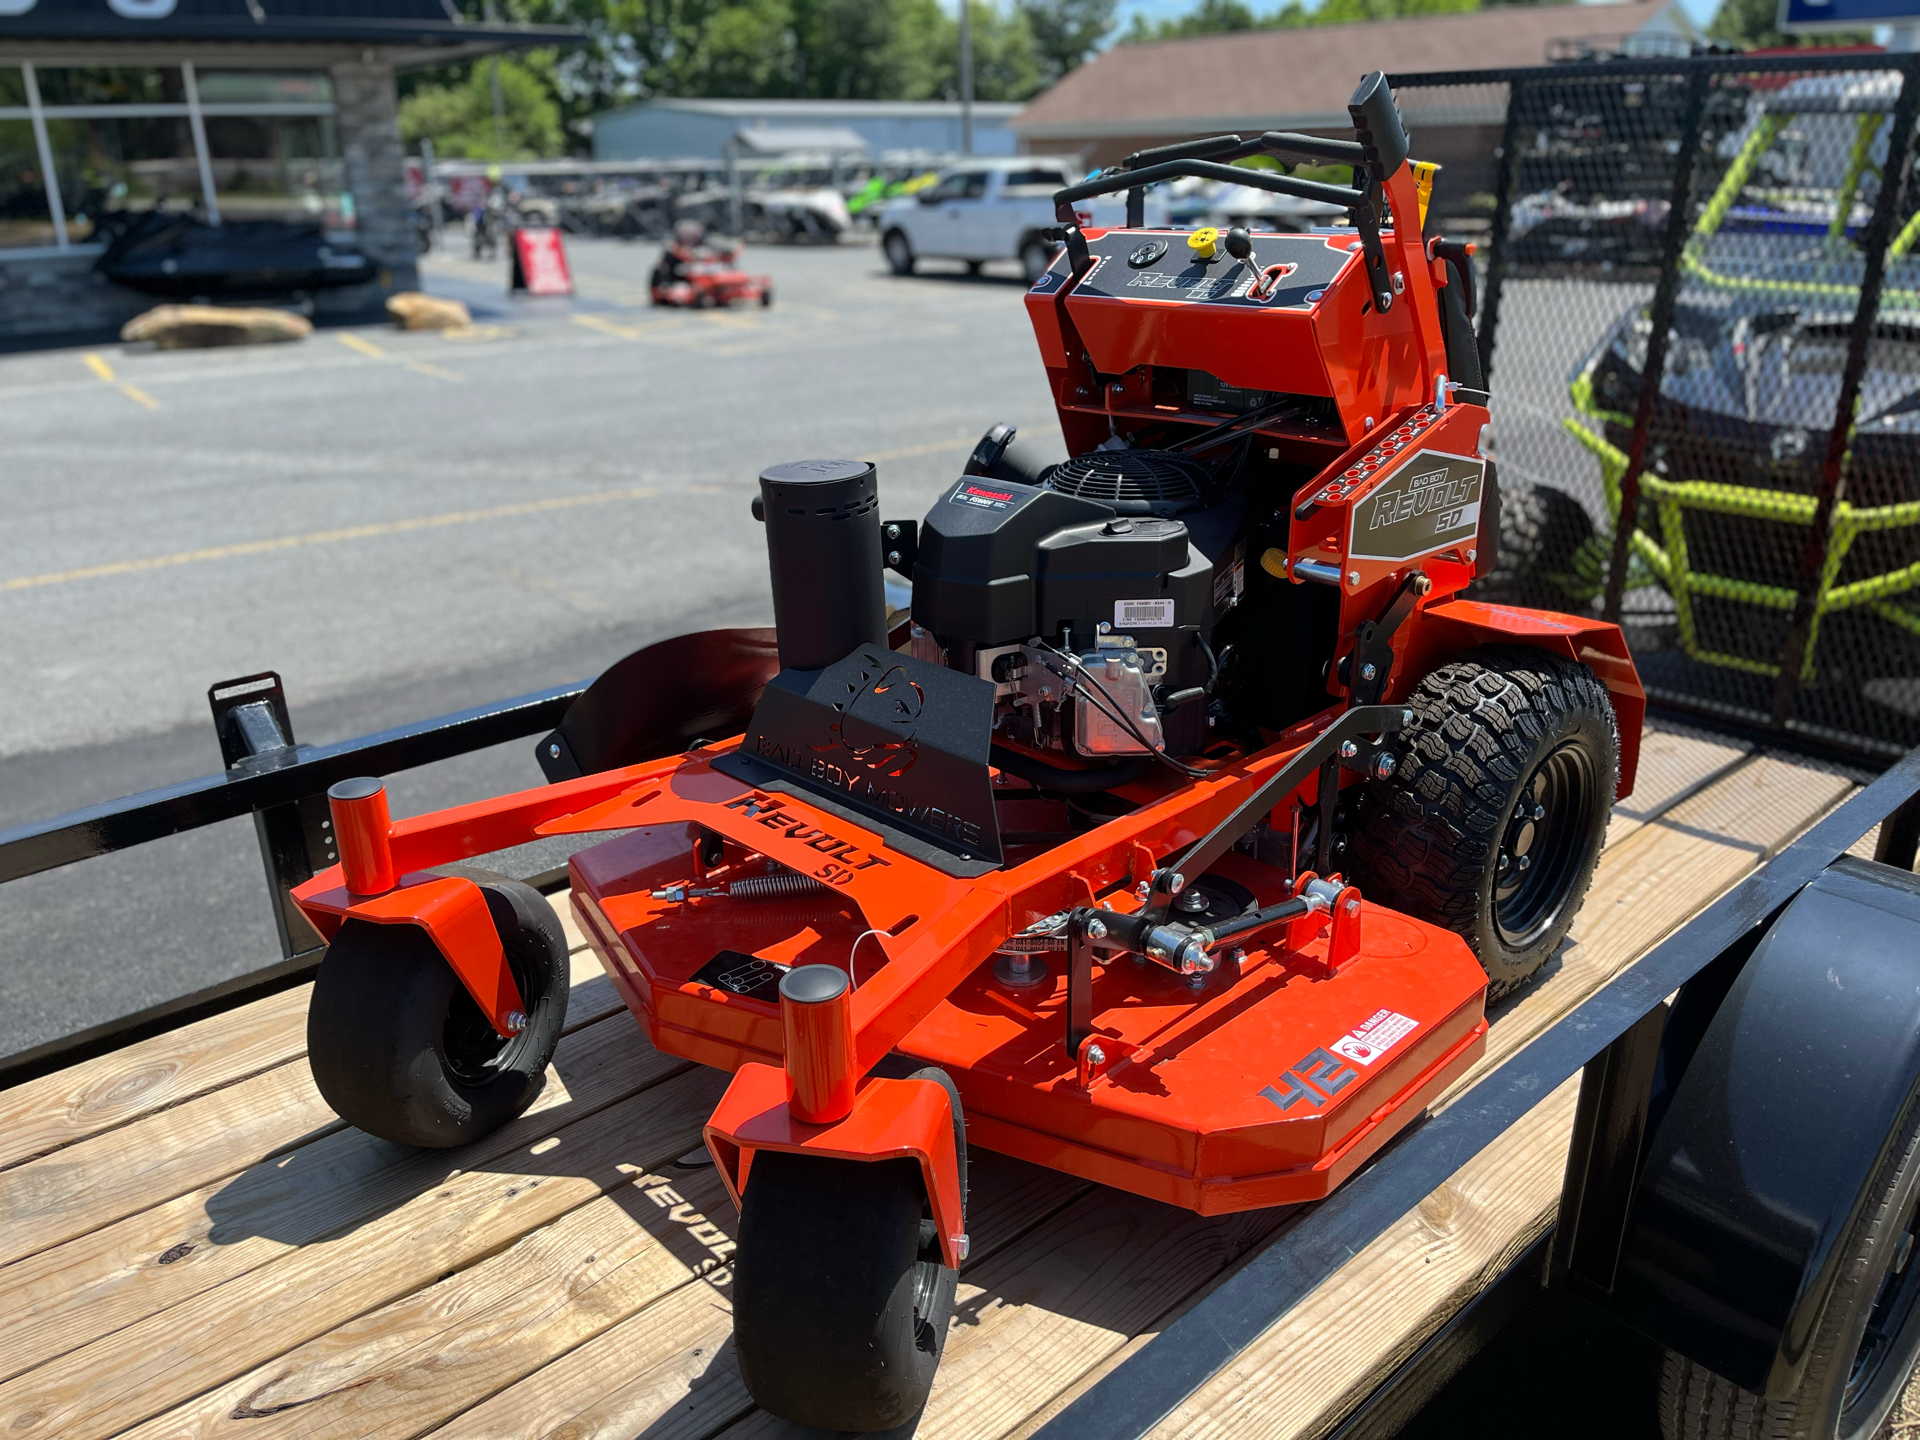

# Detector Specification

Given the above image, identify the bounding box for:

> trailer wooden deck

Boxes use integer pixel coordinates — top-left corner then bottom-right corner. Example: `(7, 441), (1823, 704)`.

(0, 718), (1885, 1440)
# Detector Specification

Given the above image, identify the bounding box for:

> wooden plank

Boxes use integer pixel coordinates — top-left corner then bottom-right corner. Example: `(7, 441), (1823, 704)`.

(0, 985), (313, 1173)
(1605, 721), (1750, 846)
(431, 1152), (1092, 1440)
(117, 1166), (740, 1440)
(0, 951), (627, 1268)
(0, 888), (589, 1180)
(0, 1010), (683, 1385)
(0, 1066), (728, 1440)
(1143, 1078), (1583, 1440)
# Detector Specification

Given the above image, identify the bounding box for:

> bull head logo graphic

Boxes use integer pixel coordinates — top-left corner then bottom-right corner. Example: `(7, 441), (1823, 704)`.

(818, 651), (923, 778)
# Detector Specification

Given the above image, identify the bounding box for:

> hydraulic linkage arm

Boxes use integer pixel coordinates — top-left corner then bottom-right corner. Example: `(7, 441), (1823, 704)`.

(1058, 703), (1411, 1058)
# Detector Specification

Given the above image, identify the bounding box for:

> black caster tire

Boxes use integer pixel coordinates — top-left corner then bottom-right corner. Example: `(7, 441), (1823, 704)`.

(1658, 1088), (1920, 1440)
(1471, 480), (1595, 611)
(306, 873), (568, 1148)
(1349, 647), (1618, 998)
(883, 228), (916, 276)
(733, 1067), (966, 1431)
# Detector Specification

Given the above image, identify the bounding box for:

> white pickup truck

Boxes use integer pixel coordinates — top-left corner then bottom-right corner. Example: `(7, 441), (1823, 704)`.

(877, 157), (1169, 282)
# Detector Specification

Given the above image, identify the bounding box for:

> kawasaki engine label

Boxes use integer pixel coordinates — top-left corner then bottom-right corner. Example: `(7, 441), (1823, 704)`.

(1349, 450), (1484, 564)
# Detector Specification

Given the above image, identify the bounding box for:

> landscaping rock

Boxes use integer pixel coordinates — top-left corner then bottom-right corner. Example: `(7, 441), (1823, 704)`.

(120, 305), (313, 349)
(386, 292), (472, 331)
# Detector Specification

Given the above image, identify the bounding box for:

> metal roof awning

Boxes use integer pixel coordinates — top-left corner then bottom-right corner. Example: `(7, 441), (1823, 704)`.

(730, 125), (872, 155)
(0, 0), (583, 61)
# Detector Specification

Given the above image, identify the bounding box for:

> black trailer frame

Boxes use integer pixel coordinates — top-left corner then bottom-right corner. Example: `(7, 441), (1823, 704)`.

(1033, 746), (1920, 1440)
(2, 656), (1918, 1432)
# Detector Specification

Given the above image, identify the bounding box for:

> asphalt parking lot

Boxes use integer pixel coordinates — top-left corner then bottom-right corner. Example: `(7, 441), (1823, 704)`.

(0, 234), (1064, 1061)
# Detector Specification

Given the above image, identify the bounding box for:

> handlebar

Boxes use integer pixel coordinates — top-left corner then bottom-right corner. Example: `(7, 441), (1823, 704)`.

(1053, 158), (1362, 214)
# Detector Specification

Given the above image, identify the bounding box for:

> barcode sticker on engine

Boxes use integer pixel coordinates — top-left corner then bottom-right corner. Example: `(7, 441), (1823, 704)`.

(1115, 599), (1174, 629)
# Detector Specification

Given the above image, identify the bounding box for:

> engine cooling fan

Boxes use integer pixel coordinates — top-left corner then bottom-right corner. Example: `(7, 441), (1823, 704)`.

(1043, 447), (1222, 516)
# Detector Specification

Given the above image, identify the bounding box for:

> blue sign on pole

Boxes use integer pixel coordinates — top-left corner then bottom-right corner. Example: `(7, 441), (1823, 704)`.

(1781, 0), (1920, 30)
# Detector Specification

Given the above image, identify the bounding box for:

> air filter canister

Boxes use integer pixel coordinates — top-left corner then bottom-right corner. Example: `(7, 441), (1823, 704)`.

(758, 458), (887, 672)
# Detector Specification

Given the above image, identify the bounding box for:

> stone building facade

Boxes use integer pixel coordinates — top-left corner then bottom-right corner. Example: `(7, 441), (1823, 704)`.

(0, 5), (576, 345)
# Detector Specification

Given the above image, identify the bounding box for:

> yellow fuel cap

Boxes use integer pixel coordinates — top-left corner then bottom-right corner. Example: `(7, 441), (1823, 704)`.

(1188, 227), (1220, 260)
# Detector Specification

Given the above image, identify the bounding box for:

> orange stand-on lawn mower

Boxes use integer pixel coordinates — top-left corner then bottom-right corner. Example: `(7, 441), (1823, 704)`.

(294, 74), (1642, 1432)
(650, 219), (773, 308)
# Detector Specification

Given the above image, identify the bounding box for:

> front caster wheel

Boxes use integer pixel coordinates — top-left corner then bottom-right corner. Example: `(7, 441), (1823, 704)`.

(733, 1067), (966, 1431)
(306, 874), (568, 1147)
(1349, 647), (1618, 997)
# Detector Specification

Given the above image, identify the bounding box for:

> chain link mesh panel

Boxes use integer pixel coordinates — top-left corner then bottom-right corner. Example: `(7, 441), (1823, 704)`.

(1397, 56), (1920, 765)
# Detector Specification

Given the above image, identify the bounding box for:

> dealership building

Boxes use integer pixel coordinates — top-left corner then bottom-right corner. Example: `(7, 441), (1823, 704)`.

(0, 0), (574, 344)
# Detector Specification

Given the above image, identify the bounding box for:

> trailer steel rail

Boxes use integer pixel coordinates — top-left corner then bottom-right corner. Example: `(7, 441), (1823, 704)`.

(1034, 744), (1920, 1440)
(0, 671), (585, 1087)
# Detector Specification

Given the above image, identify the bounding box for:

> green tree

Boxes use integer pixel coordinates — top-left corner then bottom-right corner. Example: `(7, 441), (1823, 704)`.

(1121, 0), (1256, 41)
(1018, 0), (1117, 82)
(934, 2), (1044, 101)
(398, 56), (564, 158)
(1706, 0), (1869, 49)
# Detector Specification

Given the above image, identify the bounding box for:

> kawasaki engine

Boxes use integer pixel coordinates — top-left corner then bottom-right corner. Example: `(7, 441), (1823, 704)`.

(908, 433), (1255, 775)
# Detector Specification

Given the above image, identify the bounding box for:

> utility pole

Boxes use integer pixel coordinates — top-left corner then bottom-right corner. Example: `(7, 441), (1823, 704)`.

(958, 0), (974, 155)
(484, 0), (507, 155)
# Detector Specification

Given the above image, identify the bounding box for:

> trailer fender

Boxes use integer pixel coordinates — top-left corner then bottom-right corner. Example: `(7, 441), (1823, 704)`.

(1607, 857), (1920, 1397)
(536, 627), (779, 781)
(1404, 598), (1644, 798)
(705, 1061), (968, 1269)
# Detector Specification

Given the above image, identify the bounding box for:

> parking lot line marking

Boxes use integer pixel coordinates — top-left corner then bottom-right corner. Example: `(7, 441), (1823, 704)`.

(1, 486), (659, 594)
(83, 351), (161, 410)
(335, 330), (463, 381)
(336, 333), (388, 359)
(569, 313), (644, 340)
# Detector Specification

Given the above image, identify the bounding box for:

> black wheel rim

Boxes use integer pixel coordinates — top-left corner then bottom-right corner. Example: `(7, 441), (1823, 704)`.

(912, 1221), (947, 1353)
(1493, 739), (1597, 949)
(1842, 1191), (1920, 1430)
(442, 946), (536, 1088)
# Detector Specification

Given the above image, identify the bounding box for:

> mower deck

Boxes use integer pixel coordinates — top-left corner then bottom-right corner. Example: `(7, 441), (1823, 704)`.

(566, 764), (1488, 1215)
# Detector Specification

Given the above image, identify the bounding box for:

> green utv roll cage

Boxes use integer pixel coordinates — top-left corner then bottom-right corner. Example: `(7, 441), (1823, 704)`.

(1562, 72), (1920, 680)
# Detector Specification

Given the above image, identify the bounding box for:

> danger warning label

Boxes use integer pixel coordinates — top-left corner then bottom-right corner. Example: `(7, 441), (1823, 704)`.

(1329, 1008), (1419, 1067)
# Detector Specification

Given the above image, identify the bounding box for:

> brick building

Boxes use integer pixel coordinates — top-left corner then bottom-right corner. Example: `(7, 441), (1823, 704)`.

(0, 0), (576, 344)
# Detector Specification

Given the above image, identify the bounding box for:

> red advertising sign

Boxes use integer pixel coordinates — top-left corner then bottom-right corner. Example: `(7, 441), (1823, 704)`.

(510, 226), (573, 296)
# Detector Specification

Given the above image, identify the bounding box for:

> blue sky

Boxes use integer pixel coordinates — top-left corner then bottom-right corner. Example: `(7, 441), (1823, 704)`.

(1107, 0), (1727, 38)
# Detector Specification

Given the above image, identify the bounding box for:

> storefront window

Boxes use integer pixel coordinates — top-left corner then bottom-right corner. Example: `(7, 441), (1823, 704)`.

(34, 66), (185, 107)
(43, 116), (201, 239)
(204, 114), (350, 227)
(0, 62), (347, 253)
(0, 119), (54, 248)
(195, 71), (333, 106)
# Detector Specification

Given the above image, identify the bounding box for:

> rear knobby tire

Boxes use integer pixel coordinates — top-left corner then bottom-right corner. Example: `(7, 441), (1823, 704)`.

(306, 874), (568, 1147)
(1349, 647), (1618, 997)
(732, 1067), (966, 1432)
(1659, 1086), (1920, 1440)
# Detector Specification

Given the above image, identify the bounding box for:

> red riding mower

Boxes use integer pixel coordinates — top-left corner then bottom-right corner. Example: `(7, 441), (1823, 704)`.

(650, 218), (773, 309)
(295, 74), (1641, 1432)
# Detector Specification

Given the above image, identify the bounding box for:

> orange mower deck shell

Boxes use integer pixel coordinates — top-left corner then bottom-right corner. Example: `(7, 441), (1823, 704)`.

(559, 728), (1491, 1216)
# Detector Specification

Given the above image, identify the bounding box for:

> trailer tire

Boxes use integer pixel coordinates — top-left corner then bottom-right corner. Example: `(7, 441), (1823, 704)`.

(1658, 1088), (1920, 1440)
(733, 1067), (965, 1432)
(306, 874), (568, 1148)
(884, 228), (916, 275)
(1349, 647), (1617, 997)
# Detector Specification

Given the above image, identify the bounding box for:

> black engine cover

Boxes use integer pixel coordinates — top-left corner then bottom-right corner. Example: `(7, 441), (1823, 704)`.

(912, 476), (1215, 646)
